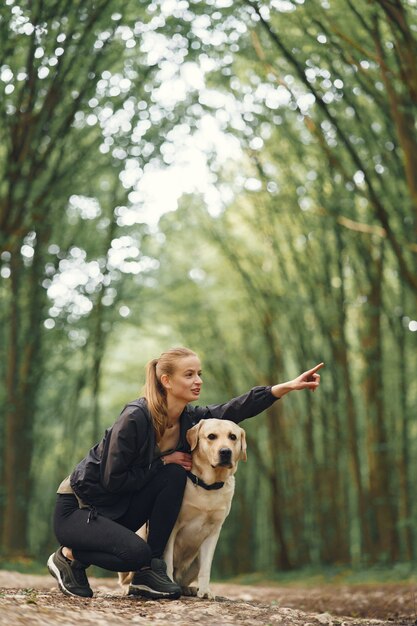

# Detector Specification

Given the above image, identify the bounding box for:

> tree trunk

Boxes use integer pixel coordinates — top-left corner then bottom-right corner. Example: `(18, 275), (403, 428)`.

(361, 244), (397, 561)
(265, 402), (292, 570)
(2, 236), (46, 556)
(334, 228), (371, 559)
(396, 312), (413, 560)
(2, 248), (29, 555)
(90, 205), (118, 444)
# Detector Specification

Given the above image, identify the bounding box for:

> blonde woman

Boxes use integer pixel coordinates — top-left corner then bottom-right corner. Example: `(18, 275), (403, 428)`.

(48, 347), (323, 599)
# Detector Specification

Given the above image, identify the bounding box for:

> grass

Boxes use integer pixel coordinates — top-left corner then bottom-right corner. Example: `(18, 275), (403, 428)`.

(1, 557), (416, 587)
(0, 557), (114, 579)
(0, 557), (46, 575)
(218, 562), (417, 587)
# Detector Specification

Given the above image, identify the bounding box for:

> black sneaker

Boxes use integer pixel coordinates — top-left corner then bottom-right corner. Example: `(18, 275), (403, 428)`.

(47, 548), (93, 598)
(128, 558), (181, 599)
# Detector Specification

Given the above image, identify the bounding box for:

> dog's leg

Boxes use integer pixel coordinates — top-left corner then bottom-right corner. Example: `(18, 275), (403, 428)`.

(196, 529), (222, 599)
(179, 557), (199, 588)
(177, 557), (199, 596)
(163, 526), (179, 581)
(118, 571), (133, 595)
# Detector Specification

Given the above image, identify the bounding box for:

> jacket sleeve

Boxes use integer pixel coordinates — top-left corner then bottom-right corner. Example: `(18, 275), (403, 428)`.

(191, 386), (277, 424)
(100, 407), (162, 494)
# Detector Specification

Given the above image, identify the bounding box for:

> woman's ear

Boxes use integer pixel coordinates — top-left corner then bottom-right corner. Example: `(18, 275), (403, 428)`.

(160, 373), (171, 390)
(186, 422), (203, 451)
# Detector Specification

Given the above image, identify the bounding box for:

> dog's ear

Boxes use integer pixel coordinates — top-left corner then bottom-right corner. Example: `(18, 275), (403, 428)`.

(187, 422), (204, 451)
(239, 428), (247, 461)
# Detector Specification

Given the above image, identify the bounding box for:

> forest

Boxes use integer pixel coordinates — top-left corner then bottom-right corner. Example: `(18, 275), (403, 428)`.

(1, 0), (416, 579)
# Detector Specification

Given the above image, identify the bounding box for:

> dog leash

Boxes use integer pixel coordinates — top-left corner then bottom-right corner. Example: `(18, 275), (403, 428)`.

(186, 471), (225, 491)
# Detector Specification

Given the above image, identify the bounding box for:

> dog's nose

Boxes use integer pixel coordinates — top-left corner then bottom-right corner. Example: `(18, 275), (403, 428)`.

(219, 447), (232, 464)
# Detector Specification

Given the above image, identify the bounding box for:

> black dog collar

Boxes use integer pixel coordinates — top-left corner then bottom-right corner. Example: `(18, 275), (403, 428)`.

(187, 471), (225, 491)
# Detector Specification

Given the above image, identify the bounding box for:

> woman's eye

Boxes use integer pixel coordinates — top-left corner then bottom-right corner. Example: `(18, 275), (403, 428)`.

(207, 433), (217, 440)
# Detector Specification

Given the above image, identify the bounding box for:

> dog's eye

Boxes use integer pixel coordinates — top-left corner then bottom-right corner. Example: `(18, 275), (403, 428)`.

(229, 433), (237, 441)
(207, 433), (217, 440)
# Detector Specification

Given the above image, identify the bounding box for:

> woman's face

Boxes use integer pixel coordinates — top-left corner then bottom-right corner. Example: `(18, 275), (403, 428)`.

(163, 355), (203, 404)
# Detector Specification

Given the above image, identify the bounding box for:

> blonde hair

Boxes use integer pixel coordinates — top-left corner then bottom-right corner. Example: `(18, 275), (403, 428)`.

(144, 347), (198, 441)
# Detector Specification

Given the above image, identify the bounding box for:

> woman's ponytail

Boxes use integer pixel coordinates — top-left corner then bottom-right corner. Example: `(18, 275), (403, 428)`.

(144, 358), (167, 442)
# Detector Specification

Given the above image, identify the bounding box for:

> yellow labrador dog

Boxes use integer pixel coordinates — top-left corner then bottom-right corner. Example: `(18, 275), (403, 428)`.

(119, 418), (246, 599)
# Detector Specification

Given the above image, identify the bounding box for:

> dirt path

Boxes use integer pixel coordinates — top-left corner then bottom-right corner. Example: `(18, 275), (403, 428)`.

(0, 571), (416, 625)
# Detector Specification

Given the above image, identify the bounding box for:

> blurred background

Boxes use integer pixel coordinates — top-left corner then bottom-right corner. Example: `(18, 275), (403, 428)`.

(1, 0), (416, 579)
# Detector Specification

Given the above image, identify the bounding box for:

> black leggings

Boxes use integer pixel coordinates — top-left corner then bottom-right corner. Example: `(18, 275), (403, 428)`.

(53, 464), (187, 572)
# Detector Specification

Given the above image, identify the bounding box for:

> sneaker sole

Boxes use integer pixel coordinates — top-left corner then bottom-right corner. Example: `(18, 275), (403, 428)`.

(47, 554), (93, 599)
(128, 583), (180, 600)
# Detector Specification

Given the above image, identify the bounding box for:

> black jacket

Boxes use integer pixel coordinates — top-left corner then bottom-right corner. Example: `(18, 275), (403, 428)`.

(70, 386), (276, 519)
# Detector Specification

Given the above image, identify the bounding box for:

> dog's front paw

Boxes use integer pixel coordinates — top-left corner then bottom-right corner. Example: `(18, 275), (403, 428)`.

(118, 571), (134, 595)
(119, 583), (131, 596)
(197, 587), (215, 600)
(181, 586), (197, 597)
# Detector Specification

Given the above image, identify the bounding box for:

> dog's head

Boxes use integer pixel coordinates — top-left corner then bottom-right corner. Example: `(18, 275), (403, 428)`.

(186, 418), (247, 470)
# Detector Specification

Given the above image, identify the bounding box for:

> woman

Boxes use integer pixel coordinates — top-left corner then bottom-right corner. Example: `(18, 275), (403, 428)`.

(48, 347), (323, 600)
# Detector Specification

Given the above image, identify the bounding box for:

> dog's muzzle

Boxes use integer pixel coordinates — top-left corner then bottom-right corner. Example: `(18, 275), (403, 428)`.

(218, 447), (232, 467)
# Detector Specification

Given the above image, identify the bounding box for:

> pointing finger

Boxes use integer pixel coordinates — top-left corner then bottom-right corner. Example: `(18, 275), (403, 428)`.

(306, 362), (325, 377)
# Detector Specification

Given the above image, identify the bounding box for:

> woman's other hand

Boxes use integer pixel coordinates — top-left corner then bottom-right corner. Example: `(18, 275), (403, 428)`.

(161, 451), (192, 470)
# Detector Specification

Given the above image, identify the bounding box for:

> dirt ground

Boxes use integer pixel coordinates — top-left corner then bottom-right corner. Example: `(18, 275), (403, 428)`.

(0, 571), (416, 626)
